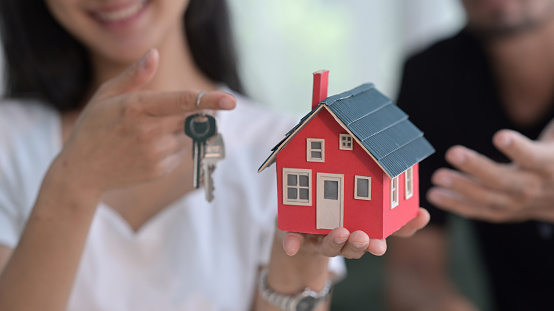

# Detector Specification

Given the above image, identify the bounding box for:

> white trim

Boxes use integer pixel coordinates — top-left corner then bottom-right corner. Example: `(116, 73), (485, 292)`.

(339, 134), (353, 150)
(405, 167), (414, 199)
(391, 176), (399, 208)
(282, 168), (312, 206)
(354, 175), (371, 200)
(307, 138), (325, 162)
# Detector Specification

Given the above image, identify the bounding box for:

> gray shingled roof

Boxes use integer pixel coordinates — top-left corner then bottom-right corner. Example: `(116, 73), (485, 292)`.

(258, 83), (434, 177)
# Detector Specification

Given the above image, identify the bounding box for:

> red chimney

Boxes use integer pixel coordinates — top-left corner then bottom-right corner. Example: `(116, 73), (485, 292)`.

(312, 70), (329, 110)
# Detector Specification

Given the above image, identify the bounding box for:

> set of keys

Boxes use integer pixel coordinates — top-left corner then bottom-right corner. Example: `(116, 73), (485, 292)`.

(184, 113), (225, 202)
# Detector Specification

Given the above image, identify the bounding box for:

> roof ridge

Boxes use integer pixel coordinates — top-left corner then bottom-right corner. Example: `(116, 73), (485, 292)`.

(345, 100), (394, 126)
(376, 132), (425, 161)
(322, 83), (374, 106)
(358, 115), (409, 142)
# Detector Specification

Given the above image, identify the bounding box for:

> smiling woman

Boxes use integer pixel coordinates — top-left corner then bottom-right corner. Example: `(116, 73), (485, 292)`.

(0, 0), (431, 310)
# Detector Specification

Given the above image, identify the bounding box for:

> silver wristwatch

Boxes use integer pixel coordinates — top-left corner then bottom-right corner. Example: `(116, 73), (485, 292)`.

(258, 269), (332, 311)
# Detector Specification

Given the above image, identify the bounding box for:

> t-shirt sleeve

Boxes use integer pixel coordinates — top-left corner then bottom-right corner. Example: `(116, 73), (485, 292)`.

(0, 187), (21, 248)
(0, 121), (24, 248)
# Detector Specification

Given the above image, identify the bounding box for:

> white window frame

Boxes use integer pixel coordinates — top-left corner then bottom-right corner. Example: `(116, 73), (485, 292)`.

(307, 138), (325, 162)
(405, 166), (414, 199)
(354, 175), (371, 200)
(283, 168), (312, 206)
(339, 134), (353, 150)
(391, 176), (399, 208)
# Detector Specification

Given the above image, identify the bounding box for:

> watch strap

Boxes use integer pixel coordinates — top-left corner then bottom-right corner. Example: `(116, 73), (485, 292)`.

(258, 269), (332, 311)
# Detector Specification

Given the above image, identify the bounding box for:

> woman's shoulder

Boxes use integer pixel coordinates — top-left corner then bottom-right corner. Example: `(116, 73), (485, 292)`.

(0, 97), (59, 164)
(0, 98), (58, 134)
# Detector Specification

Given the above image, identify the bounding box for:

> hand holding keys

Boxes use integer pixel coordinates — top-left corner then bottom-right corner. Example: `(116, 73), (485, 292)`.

(184, 91), (225, 202)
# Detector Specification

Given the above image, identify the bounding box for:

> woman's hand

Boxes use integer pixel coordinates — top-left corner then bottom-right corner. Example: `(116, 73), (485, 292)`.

(428, 125), (554, 223)
(281, 207), (430, 258)
(53, 49), (236, 195)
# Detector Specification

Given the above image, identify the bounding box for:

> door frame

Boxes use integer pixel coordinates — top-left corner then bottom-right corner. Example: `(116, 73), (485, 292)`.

(316, 172), (344, 229)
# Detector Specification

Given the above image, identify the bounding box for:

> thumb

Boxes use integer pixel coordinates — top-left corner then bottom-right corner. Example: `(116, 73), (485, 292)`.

(94, 48), (159, 100)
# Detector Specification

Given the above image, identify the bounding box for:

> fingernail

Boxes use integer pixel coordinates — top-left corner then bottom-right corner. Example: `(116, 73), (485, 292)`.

(334, 237), (347, 244)
(139, 49), (153, 70)
(449, 149), (466, 165)
(219, 96), (235, 109)
(428, 188), (447, 204)
(434, 173), (452, 187)
(497, 133), (512, 148)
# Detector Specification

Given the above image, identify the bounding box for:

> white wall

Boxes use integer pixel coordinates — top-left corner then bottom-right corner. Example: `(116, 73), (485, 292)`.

(228, 0), (465, 116)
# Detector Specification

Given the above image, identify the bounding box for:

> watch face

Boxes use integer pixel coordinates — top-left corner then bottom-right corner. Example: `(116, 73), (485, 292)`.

(296, 296), (317, 311)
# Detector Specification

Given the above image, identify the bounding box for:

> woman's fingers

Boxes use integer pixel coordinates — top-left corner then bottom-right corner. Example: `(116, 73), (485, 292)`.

(94, 49), (159, 101)
(319, 227), (350, 257)
(393, 208), (430, 238)
(340, 230), (369, 259)
(282, 232), (305, 256)
(136, 90), (236, 117)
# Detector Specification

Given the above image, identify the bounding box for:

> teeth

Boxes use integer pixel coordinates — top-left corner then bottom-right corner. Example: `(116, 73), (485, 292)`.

(96, 1), (146, 22)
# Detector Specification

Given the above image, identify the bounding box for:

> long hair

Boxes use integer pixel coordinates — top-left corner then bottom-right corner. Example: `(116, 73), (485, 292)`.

(0, 0), (244, 112)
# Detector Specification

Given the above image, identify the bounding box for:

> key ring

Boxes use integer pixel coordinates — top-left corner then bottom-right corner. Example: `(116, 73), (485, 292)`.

(196, 91), (206, 115)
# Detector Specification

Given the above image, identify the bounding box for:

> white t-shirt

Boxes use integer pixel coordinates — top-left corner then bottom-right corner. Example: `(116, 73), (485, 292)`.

(0, 93), (345, 311)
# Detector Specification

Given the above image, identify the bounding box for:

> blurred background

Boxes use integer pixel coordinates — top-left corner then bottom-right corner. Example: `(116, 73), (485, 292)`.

(0, 1), (489, 310)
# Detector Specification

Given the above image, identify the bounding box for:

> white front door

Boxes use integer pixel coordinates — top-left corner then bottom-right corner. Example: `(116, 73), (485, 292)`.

(316, 173), (344, 229)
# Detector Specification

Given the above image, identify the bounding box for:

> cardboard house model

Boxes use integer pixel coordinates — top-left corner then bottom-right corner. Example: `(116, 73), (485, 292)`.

(258, 70), (434, 239)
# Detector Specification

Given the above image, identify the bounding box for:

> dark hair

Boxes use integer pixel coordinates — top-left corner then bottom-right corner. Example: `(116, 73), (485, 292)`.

(0, 0), (244, 112)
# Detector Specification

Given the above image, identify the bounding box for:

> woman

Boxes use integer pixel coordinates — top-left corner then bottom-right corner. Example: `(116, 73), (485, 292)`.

(0, 0), (429, 310)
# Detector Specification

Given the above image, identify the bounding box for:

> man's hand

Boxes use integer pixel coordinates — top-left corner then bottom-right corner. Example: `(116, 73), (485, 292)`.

(428, 124), (554, 223)
(281, 208), (430, 258)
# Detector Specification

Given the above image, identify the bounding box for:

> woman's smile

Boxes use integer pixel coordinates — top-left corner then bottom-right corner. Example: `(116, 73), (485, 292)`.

(89, 0), (152, 30)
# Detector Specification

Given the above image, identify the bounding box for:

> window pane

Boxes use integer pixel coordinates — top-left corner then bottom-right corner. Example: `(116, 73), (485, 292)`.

(311, 141), (321, 150)
(357, 178), (369, 197)
(287, 174), (297, 186)
(311, 151), (322, 159)
(324, 180), (338, 200)
(299, 175), (309, 187)
(287, 187), (297, 200)
(299, 188), (309, 200)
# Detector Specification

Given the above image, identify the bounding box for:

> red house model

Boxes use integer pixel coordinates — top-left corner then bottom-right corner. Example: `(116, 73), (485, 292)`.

(258, 70), (434, 239)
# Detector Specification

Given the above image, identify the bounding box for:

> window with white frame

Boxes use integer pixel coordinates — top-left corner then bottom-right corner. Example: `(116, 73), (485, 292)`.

(391, 176), (399, 208)
(405, 166), (413, 199)
(354, 176), (371, 200)
(307, 139), (325, 162)
(339, 134), (353, 150)
(283, 168), (312, 205)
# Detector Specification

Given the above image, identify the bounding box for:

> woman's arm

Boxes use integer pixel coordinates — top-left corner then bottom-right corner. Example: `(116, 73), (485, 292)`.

(0, 49), (236, 311)
(254, 208), (430, 311)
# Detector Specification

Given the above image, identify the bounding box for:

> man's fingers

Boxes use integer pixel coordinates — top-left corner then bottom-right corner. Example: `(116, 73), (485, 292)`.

(432, 168), (513, 209)
(493, 129), (554, 170)
(445, 145), (516, 189)
(95, 49), (159, 100)
(138, 90), (236, 117)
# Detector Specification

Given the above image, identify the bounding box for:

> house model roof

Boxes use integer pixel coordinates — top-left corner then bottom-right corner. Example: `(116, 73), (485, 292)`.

(258, 83), (435, 177)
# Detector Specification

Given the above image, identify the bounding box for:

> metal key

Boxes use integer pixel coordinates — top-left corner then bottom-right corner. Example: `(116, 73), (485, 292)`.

(202, 133), (225, 202)
(184, 113), (217, 189)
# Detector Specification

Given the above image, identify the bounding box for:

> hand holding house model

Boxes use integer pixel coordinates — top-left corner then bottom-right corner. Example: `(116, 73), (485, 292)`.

(258, 70), (434, 239)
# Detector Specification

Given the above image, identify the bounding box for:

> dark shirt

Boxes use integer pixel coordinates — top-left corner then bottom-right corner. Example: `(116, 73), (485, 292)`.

(397, 29), (554, 311)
